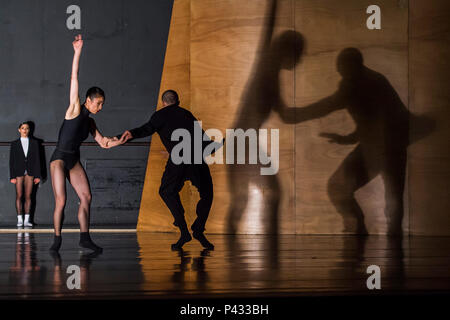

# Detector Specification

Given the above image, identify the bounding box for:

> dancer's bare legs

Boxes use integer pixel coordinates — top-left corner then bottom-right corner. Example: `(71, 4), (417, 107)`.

(49, 160), (101, 252)
(50, 160), (66, 236)
(49, 160), (66, 251)
(68, 162), (91, 233)
(23, 175), (34, 216)
(14, 176), (24, 226)
(68, 162), (102, 252)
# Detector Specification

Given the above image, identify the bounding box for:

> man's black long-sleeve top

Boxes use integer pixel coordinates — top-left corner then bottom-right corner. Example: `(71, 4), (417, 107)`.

(122, 104), (222, 164)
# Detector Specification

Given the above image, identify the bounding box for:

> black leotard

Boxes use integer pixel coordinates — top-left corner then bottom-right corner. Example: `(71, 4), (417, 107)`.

(50, 105), (91, 170)
(56, 105), (91, 153)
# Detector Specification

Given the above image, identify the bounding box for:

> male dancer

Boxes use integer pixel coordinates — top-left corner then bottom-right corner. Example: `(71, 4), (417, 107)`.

(49, 35), (123, 252)
(119, 90), (221, 250)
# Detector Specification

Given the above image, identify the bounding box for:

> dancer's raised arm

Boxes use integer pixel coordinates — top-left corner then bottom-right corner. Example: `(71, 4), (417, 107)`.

(66, 34), (83, 120)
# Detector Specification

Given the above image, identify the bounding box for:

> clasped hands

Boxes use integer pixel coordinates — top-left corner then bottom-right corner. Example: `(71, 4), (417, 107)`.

(101, 130), (133, 149)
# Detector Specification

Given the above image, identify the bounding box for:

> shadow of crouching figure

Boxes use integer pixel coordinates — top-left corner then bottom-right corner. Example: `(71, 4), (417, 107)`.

(226, 0), (305, 235)
(275, 48), (435, 235)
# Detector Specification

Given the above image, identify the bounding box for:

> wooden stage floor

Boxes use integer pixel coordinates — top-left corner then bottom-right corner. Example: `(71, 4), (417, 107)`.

(0, 232), (449, 299)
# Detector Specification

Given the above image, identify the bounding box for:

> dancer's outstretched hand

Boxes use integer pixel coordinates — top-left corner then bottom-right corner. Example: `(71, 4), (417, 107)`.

(98, 136), (110, 148)
(104, 137), (123, 148)
(120, 130), (133, 144)
(160, 151), (169, 159)
(73, 34), (83, 52)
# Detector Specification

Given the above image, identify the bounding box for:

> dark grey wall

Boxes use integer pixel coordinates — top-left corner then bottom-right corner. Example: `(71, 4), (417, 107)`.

(0, 0), (173, 227)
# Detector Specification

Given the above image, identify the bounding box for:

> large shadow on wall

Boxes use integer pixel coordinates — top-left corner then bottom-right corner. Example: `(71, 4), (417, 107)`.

(275, 48), (435, 235)
(226, 0), (304, 235)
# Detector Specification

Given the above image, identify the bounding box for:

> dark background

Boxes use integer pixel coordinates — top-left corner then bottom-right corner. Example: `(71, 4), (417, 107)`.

(0, 0), (173, 227)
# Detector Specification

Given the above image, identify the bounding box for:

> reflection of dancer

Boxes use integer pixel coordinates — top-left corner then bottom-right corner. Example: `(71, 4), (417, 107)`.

(9, 233), (46, 294)
(49, 35), (123, 252)
(9, 122), (41, 227)
(275, 48), (423, 235)
(119, 90), (220, 250)
(227, 0), (304, 234)
(49, 251), (101, 293)
(171, 249), (210, 292)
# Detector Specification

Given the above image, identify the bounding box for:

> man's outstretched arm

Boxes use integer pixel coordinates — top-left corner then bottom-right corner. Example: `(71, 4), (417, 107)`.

(117, 116), (157, 143)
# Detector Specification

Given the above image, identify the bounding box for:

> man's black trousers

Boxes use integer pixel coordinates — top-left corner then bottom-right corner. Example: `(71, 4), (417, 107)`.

(158, 161), (213, 233)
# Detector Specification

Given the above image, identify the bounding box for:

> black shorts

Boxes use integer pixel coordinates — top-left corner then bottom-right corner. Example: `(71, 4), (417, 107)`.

(50, 149), (80, 171)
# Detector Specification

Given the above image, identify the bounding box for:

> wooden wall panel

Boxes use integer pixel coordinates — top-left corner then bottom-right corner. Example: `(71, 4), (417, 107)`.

(138, 0), (449, 236)
(409, 0), (450, 235)
(137, 0), (192, 232)
(190, 0), (295, 234)
(293, 0), (408, 234)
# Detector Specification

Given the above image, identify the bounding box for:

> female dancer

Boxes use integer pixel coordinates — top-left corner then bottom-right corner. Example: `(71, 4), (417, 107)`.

(9, 122), (41, 227)
(49, 35), (123, 252)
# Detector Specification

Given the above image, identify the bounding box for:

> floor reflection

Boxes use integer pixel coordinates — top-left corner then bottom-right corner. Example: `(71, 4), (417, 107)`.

(170, 249), (211, 292)
(2, 232), (144, 298)
(48, 250), (103, 294)
(0, 232), (448, 298)
(8, 233), (47, 295)
(225, 235), (282, 292)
